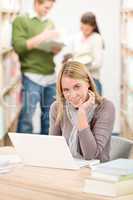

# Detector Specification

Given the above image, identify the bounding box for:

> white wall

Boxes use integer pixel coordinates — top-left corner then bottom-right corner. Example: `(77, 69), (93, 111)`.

(24, 0), (121, 133)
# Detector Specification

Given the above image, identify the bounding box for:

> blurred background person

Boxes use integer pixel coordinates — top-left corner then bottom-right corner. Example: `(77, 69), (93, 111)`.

(56, 11), (104, 95)
(12, 0), (61, 135)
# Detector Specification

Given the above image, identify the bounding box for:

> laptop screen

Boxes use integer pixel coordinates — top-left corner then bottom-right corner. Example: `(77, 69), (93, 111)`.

(8, 133), (80, 169)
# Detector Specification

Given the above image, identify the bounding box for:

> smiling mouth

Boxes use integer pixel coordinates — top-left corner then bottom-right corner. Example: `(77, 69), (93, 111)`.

(70, 98), (82, 106)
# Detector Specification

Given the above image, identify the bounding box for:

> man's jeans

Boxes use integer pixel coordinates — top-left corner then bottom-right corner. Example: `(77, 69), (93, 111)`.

(17, 75), (56, 135)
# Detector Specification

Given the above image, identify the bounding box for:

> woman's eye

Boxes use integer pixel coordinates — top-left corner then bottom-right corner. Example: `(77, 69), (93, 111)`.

(74, 85), (80, 90)
(63, 88), (69, 92)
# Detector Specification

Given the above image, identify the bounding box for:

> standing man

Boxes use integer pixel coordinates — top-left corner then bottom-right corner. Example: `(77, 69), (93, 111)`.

(12, 0), (59, 134)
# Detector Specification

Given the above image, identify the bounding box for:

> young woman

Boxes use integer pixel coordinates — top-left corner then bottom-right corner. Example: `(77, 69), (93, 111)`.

(80, 12), (104, 94)
(59, 12), (104, 95)
(49, 61), (115, 162)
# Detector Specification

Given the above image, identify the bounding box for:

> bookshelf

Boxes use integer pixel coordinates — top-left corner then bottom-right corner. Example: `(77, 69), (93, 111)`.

(120, 0), (133, 139)
(0, 0), (23, 145)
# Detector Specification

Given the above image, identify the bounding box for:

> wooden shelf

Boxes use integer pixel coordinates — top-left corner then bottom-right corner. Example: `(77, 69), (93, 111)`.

(0, 47), (13, 56)
(0, 9), (19, 14)
(7, 104), (21, 132)
(121, 9), (133, 15)
(122, 46), (133, 57)
(120, 108), (133, 140)
(121, 84), (133, 93)
(0, 0), (23, 143)
(1, 76), (21, 98)
(120, 2), (133, 139)
(0, 105), (22, 146)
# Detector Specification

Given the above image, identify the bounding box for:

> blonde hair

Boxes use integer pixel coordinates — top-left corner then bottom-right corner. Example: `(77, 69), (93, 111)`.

(56, 61), (103, 123)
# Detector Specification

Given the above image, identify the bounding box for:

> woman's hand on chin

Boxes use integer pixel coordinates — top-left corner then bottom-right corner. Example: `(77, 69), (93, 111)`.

(78, 90), (95, 112)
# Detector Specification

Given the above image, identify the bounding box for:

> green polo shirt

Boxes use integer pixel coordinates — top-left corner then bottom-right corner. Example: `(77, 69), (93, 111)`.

(12, 15), (55, 75)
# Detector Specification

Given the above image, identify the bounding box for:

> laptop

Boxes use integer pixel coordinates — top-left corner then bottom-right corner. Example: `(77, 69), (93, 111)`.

(8, 133), (99, 170)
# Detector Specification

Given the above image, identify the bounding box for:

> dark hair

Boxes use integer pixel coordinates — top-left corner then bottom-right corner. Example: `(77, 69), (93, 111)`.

(81, 12), (100, 34)
(81, 12), (105, 48)
(35, 0), (55, 3)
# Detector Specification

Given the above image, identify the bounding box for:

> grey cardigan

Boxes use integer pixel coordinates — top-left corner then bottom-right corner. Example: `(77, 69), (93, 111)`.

(49, 98), (115, 162)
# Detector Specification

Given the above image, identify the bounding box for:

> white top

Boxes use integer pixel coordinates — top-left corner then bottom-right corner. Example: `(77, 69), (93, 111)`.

(55, 32), (104, 79)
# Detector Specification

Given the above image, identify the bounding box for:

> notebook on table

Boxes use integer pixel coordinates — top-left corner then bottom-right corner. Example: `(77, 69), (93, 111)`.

(8, 133), (99, 170)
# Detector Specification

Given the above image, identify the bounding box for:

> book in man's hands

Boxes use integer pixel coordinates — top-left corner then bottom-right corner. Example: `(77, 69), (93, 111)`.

(37, 40), (65, 52)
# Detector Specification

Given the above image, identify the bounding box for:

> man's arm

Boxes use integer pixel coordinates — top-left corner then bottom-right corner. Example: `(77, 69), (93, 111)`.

(12, 16), (28, 54)
(12, 16), (59, 54)
(27, 30), (59, 50)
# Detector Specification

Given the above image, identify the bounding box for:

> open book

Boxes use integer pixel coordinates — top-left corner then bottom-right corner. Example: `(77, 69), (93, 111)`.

(37, 40), (65, 52)
(70, 52), (92, 65)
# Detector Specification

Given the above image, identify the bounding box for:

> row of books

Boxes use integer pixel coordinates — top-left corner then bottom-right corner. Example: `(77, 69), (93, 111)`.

(4, 82), (21, 131)
(0, 14), (13, 49)
(126, 57), (133, 88)
(84, 158), (133, 197)
(0, 0), (21, 12)
(122, 0), (133, 10)
(0, 0), (21, 50)
(2, 51), (21, 89)
(1, 51), (21, 132)
(126, 92), (133, 130)
(121, 19), (133, 51)
(123, 57), (133, 130)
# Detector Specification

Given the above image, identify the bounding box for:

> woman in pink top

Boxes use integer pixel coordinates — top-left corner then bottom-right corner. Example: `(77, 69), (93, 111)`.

(49, 61), (115, 162)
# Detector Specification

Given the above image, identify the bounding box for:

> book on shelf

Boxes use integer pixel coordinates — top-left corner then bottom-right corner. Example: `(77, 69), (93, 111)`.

(83, 177), (133, 197)
(2, 51), (20, 88)
(0, 0), (21, 12)
(123, 0), (133, 10)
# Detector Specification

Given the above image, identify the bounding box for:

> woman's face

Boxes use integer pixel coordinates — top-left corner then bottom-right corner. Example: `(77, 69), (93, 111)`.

(80, 23), (94, 37)
(61, 76), (90, 108)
